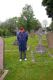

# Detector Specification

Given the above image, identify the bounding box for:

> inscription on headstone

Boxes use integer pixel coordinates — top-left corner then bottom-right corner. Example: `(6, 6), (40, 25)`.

(0, 37), (3, 70)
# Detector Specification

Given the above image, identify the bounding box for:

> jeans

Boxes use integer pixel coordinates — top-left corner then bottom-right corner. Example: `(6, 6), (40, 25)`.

(20, 51), (26, 59)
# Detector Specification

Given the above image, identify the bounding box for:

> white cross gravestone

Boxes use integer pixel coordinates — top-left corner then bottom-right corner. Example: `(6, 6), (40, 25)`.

(0, 37), (3, 70)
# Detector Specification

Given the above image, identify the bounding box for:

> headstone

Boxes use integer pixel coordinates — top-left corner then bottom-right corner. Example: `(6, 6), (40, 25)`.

(47, 32), (53, 48)
(30, 30), (35, 37)
(36, 44), (46, 54)
(0, 37), (3, 70)
(13, 39), (18, 45)
(36, 28), (46, 54)
(31, 51), (35, 62)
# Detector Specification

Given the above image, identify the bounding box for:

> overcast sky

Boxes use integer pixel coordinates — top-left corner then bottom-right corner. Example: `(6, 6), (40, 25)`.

(0, 0), (51, 26)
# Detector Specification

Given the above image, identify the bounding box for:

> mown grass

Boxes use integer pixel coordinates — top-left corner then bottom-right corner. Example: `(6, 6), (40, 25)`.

(4, 35), (53, 80)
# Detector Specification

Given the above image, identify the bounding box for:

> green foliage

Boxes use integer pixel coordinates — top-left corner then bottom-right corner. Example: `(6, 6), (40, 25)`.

(0, 28), (3, 36)
(17, 4), (41, 32)
(49, 21), (53, 31)
(42, 0), (53, 20)
(46, 27), (51, 31)
(0, 17), (18, 37)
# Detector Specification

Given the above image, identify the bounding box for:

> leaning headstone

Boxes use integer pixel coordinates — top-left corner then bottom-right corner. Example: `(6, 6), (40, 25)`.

(36, 28), (46, 54)
(0, 37), (3, 70)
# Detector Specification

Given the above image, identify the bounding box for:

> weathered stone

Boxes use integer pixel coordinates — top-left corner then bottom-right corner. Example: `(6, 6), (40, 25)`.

(0, 37), (3, 70)
(36, 44), (46, 54)
(47, 32), (53, 48)
(36, 28), (46, 54)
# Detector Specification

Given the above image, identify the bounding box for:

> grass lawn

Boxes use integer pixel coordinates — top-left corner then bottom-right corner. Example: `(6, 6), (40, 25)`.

(4, 35), (53, 80)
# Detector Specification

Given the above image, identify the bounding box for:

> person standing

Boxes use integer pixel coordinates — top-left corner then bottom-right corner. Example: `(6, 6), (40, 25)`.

(17, 27), (28, 61)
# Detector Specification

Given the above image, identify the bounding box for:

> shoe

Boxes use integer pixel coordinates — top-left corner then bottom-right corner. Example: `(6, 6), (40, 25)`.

(24, 58), (27, 61)
(19, 59), (22, 61)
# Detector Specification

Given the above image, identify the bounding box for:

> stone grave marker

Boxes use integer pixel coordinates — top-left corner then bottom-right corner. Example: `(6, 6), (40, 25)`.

(0, 37), (9, 80)
(31, 51), (35, 62)
(36, 28), (46, 54)
(0, 37), (3, 70)
(30, 30), (35, 37)
(47, 32), (53, 48)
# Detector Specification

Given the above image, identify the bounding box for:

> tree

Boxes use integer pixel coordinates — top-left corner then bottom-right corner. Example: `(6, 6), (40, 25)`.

(17, 4), (41, 32)
(42, 0), (53, 20)
(0, 17), (18, 37)
(49, 21), (53, 31)
(6, 17), (18, 34)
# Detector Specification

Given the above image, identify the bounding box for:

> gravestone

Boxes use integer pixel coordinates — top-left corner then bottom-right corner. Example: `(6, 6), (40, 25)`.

(31, 51), (35, 62)
(29, 30), (35, 62)
(0, 37), (9, 80)
(0, 37), (3, 70)
(30, 30), (35, 37)
(36, 28), (46, 54)
(47, 32), (53, 48)
(13, 39), (18, 45)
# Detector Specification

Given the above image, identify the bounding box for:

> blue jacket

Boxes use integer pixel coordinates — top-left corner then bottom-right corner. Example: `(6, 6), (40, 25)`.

(17, 31), (28, 51)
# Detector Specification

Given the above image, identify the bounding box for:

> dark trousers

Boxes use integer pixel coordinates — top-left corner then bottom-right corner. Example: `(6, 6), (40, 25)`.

(20, 51), (26, 59)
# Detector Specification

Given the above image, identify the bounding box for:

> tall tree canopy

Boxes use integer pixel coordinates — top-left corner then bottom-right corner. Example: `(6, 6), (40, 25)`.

(17, 4), (41, 32)
(42, 0), (53, 20)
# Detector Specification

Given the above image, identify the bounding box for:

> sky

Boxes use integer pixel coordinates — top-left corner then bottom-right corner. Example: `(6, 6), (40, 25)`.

(0, 0), (52, 27)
